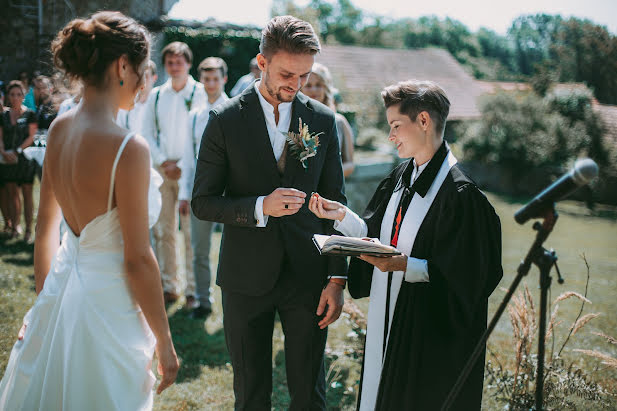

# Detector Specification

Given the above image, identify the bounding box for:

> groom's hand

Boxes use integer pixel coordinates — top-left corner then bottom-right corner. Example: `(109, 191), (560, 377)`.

(317, 282), (344, 329)
(263, 188), (306, 217)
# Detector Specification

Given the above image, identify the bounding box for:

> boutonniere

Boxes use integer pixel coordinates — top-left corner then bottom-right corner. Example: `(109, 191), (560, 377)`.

(286, 118), (322, 170)
(184, 83), (197, 111)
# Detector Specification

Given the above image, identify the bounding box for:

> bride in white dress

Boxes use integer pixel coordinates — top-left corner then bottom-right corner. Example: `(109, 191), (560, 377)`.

(0, 11), (179, 410)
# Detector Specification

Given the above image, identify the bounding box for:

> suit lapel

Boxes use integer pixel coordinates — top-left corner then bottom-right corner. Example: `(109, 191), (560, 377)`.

(283, 93), (314, 186)
(239, 86), (281, 184)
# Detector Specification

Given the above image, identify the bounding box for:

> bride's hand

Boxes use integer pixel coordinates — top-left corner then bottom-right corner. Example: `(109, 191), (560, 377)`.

(155, 339), (179, 394)
(308, 193), (346, 221)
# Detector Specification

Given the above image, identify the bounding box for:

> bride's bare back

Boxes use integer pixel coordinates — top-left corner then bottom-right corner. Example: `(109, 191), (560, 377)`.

(45, 107), (132, 236)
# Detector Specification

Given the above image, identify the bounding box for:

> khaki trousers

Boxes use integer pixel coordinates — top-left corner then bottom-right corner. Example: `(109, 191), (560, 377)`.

(153, 167), (196, 296)
(180, 211), (196, 297)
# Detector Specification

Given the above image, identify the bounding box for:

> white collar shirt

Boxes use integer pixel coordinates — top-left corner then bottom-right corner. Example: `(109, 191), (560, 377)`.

(116, 101), (146, 135)
(190, 92), (229, 150)
(411, 159), (429, 186)
(252, 81), (294, 227)
(141, 75), (206, 166)
(253, 80), (292, 162)
(178, 92), (229, 201)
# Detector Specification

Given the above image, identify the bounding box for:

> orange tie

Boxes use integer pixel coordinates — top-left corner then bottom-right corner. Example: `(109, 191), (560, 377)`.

(391, 207), (403, 248)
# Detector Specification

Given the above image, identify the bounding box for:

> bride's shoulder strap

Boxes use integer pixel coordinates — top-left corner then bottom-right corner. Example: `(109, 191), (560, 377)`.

(107, 132), (136, 211)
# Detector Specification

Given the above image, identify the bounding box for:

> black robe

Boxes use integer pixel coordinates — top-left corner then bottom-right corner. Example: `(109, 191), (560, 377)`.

(349, 147), (503, 410)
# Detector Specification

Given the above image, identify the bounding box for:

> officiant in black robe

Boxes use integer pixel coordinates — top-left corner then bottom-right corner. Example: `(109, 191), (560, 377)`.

(309, 80), (503, 410)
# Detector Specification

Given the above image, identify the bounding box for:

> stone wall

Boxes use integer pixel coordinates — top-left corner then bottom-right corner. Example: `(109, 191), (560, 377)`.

(0, 0), (178, 83)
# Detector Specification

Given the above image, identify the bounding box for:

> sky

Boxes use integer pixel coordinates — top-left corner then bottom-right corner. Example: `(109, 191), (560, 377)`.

(168, 0), (617, 35)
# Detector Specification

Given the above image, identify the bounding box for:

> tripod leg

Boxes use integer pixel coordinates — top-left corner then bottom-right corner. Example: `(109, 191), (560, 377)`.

(535, 253), (553, 410)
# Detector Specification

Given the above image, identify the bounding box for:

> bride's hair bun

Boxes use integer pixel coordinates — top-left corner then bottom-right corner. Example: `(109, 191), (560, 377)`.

(51, 11), (150, 87)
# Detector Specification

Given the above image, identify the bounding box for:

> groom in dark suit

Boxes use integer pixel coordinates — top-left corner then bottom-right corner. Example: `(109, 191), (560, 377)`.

(191, 16), (348, 410)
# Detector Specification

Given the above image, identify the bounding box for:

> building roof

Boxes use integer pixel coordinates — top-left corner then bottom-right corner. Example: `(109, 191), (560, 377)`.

(594, 103), (617, 146)
(317, 45), (484, 120)
(477, 81), (599, 103)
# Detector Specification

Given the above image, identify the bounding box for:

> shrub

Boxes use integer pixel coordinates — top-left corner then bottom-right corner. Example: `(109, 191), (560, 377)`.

(461, 90), (614, 177)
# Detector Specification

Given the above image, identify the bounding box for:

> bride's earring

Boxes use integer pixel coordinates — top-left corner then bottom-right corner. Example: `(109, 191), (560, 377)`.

(120, 80), (124, 86)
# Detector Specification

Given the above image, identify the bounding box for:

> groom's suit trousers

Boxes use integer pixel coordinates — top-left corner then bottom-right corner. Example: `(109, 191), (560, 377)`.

(222, 257), (327, 411)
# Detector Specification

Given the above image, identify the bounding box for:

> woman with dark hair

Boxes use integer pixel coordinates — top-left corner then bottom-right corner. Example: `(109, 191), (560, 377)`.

(0, 80), (37, 241)
(0, 11), (178, 410)
(309, 80), (503, 410)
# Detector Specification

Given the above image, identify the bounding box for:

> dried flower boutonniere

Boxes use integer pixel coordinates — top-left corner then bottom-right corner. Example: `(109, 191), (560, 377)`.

(286, 118), (322, 170)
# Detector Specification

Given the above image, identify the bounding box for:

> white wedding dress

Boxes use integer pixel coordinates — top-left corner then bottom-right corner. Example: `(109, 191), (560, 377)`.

(0, 132), (163, 410)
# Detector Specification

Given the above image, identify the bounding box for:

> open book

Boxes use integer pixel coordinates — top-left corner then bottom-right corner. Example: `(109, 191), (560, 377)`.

(312, 234), (402, 257)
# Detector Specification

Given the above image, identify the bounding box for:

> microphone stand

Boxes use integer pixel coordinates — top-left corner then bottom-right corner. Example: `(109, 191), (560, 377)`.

(442, 206), (563, 411)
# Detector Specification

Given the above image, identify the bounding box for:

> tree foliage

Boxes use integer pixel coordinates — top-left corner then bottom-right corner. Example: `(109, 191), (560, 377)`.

(162, 26), (261, 94)
(460, 89), (615, 178)
(271, 1), (617, 104)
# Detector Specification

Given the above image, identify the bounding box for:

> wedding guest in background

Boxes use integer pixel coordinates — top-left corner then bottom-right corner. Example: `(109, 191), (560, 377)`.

(21, 71), (36, 111)
(142, 41), (206, 304)
(116, 60), (157, 134)
(34, 76), (57, 130)
(179, 56), (229, 318)
(229, 56), (260, 97)
(0, 80), (37, 242)
(303, 62), (355, 177)
(309, 80), (502, 410)
(57, 83), (83, 116)
(0, 82), (8, 235)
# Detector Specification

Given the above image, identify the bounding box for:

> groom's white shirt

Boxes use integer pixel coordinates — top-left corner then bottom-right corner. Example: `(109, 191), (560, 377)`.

(334, 159), (430, 283)
(253, 81), (293, 227)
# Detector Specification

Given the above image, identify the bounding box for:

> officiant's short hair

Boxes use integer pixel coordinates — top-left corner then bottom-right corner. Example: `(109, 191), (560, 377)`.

(382, 80), (451, 136)
(260, 16), (320, 59)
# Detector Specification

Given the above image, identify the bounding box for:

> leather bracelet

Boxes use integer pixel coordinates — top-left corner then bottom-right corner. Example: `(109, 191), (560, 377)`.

(329, 277), (346, 289)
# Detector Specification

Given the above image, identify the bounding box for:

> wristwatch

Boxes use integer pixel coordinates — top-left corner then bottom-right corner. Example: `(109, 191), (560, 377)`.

(15, 147), (23, 155)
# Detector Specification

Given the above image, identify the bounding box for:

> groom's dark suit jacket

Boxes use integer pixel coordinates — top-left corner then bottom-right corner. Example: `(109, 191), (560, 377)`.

(191, 85), (347, 296)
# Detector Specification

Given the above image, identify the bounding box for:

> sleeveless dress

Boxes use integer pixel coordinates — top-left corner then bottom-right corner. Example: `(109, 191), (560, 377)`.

(0, 133), (163, 410)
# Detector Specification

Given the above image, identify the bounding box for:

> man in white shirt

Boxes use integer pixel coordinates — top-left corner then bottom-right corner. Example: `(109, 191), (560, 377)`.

(178, 57), (229, 317)
(191, 16), (347, 409)
(142, 42), (206, 303)
(116, 60), (157, 133)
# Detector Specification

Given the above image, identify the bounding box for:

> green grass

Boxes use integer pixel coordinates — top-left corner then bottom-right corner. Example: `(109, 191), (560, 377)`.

(1, 191), (616, 410)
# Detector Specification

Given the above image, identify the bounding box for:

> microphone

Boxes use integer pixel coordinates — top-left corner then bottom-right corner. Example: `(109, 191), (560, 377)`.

(514, 158), (599, 224)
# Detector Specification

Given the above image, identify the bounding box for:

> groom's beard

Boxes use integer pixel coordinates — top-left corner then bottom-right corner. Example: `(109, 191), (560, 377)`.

(264, 71), (296, 103)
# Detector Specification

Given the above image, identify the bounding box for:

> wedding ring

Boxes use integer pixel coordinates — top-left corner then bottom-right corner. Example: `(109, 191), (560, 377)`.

(284, 204), (289, 209)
